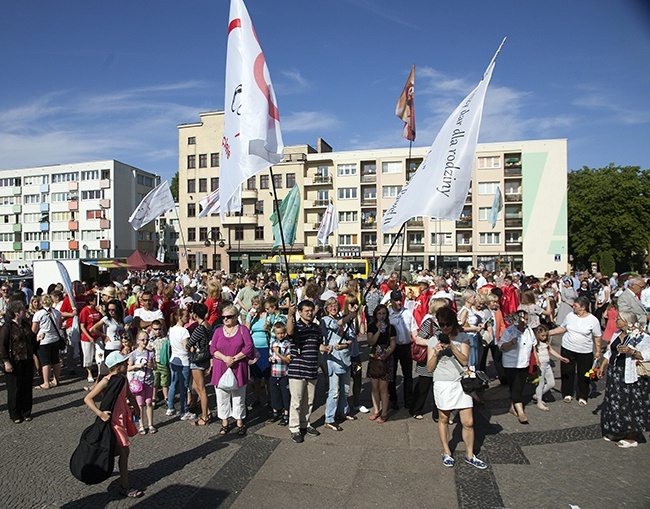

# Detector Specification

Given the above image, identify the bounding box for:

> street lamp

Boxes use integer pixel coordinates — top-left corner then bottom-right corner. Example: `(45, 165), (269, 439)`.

(204, 231), (226, 270)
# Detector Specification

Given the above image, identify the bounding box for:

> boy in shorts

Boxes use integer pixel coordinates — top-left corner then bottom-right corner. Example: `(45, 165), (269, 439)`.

(148, 319), (170, 407)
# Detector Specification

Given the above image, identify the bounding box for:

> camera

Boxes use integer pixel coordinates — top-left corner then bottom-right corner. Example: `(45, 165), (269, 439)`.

(438, 333), (451, 344)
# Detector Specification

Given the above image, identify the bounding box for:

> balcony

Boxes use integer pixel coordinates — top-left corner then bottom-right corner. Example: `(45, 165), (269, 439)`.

(69, 240), (79, 250)
(456, 219), (472, 229)
(100, 240), (111, 250)
(39, 241), (50, 251)
(465, 194), (472, 203)
(12, 204), (21, 214)
(305, 175), (332, 186)
(408, 244), (425, 252)
(100, 219), (111, 229)
(305, 199), (329, 208)
(304, 245), (333, 256)
(13, 242), (21, 250)
(505, 218), (523, 228)
(407, 219), (424, 228)
(39, 222), (50, 232)
(505, 242), (522, 252)
(406, 169), (417, 181)
(504, 166), (522, 177)
(99, 199), (111, 208)
(13, 223), (22, 232)
(100, 179), (111, 189)
(39, 203), (49, 212)
(504, 193), (522, 202)
(361, 243), (378, 252)
(68, 220), (79, 231)
(13, 186), (21, 195)
(68, 200), (79, 211)
(221, 214), (258, 225)
(241, 189), (258, 200)
(360, 173), (376, 183)
(457, 244), (472, 252)
(40, 184), (49, 193)
(68, 181), (78, 191)
(283, 152), (307, 162)
(361, 198), (377, 207)
(361, 221), (377, 230)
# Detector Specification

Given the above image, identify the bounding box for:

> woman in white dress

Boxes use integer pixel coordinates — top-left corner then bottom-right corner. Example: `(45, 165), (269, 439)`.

(427, 306), (487, 470)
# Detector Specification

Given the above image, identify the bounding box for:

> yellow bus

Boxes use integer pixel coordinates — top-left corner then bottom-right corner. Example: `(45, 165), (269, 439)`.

(261, 255), (370, 281)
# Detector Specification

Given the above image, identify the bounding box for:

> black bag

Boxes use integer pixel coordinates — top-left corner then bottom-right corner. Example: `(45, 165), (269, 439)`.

(46, 310), (67, 351)
(70, 375), (125, 485)
(367, 356), (387, 378)
(451, 357), (490, 393)
(188, 324), (211, 364)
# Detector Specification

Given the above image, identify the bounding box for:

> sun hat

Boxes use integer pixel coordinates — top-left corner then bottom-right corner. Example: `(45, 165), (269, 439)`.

(100, 286), (116, 298)
(105, 351), (129, 369)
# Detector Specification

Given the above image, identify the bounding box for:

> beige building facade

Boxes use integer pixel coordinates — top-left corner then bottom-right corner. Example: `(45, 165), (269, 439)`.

(178, 110), (567, 276)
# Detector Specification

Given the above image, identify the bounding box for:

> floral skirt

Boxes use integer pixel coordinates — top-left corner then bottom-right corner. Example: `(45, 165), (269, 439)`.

(600, 365), (648, 436)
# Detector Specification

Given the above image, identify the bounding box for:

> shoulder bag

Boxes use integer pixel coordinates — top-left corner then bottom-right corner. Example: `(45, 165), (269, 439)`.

(189, 325), (211, 364)
(47, 310), (67, 351)
(451, 356), (490, 393)
(637, 360), (650, 377)
(128, 351), (149, 394)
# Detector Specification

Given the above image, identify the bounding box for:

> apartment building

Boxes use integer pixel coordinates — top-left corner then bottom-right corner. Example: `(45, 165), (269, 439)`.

(178, 110), (567, 276)
(0, 160), (159, 267)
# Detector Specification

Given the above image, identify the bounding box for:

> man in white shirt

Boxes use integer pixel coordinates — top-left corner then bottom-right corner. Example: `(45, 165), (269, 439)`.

(476, 270), (489, 290)
(640, 280), (650, 313)
(133, 291), (164, 330)
(388, 290), (417, 410)
(320, 280), (339, 301)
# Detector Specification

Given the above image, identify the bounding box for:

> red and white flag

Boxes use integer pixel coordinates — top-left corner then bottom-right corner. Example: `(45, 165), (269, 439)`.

(317, 203), (338, 245)
(395, 65), (416, 142)
(220, 0), (284, 217)
(128, 181), (175, 230)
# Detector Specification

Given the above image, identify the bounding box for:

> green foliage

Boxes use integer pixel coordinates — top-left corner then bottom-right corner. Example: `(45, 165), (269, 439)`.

(170, 171), (179, 201)
(599, 251), (616, 278)
(568, 164), (650, 272)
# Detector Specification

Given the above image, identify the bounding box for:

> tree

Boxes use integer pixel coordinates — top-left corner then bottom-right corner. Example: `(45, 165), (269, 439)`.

(170, 171), (179, 202)
(568, 164), (650, 273)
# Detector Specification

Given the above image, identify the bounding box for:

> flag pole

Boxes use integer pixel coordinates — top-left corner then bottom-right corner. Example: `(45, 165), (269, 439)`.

(173, 206), (189, 267)
(269, 167), (294, 298)
(362, 222), (406, 302)
(398, 140), (414, 283)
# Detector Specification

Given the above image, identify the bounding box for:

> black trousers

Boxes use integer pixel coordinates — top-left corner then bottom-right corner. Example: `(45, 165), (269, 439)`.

(480, 342), (507, 383)
(410, 374), (437, 417)
(5, 359), (34, 421)
(560, 347), (593, 401)
(503, 367), (528, 404)
(389, 344), (413, 406)
(350, 356), (362, 407)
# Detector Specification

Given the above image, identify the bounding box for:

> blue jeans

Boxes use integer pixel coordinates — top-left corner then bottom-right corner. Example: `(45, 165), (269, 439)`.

(168, 363), (191, 413)
(325, 369), (351, 423)
(269, 375), (290, 415)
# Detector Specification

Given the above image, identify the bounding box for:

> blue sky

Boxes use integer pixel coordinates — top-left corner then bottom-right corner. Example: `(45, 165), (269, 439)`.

(1, 0), (648, 183)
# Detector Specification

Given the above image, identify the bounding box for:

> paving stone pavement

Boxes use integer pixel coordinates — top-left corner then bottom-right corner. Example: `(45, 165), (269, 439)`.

(1, 354), (649, 509)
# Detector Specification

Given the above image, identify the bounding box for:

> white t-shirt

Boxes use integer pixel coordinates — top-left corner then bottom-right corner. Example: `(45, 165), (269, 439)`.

(134, 307), (164, 323)
(389, 306), (417, 345)
(33, 308), (62, 346)
(498, 325), (537, 369)
(561, 312), (602, 354)
(168, 325), (190, 366)
(101, 316), (124, 342)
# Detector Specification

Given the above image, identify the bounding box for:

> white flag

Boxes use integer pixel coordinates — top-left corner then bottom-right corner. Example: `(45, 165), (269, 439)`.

(382, 39), (506, 232)
(317, 203), (338, 245)
(55, 261), (79, 333)
(128, 181), (175, 230)
(220, 0), (284, 217)
(199, 187), (242, 218)
(489, 185), (503, 229)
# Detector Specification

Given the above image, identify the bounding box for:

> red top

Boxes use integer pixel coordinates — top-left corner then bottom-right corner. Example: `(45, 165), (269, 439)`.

(602, 307), (618, 342)
(204, 298), (222, 325)
(79, 306), (101, 342)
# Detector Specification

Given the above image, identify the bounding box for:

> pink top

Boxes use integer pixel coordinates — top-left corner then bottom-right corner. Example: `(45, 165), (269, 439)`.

(107, 374), (136, 447)
(209, 326), (255, 388)
(602, 307), (618, 342)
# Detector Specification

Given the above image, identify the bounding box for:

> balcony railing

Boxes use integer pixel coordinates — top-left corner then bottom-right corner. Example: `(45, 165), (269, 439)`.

(361, 221), (377, 229)
(313, 175), (332, 184)
(504, 166), (522, 177)
(456, 219), (472, 228)
(505, 218), (523, 228)
(407, 219), (424, 227)
(305, 199), (329, 208)
(361, 243), (378, 251)
(360, 173), (376, 183)
(505, 242), (522, 252)
(504, 193), (522, 202)
(314, 245), (332, 254)
(457, 244), (472, 252)
(361, 198), (377, 206)
(408, 244), (425, 252)
(284, 152), (307, 162)
(465, 194), (472, 203)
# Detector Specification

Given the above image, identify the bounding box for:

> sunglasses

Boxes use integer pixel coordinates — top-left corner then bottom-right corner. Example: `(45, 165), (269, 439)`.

(223, 314), (238, 319)
(151, 328), (162, 331)
(108, 308), (117, 312)
(438, 322), (453, 327)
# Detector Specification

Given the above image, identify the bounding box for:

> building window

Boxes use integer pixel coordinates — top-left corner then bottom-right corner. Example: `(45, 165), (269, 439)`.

(188, 137), (196, 145)
(187, 228), (196, 242)
(478, 182), (499, 195)
(505, 232), (521, 244)
(318, 189), (329, 201)
(338, 188), (357, 200)
(339, 211), (358, 222)
(81, 190), (103, 200)
(260, 175), (269, 189)
(286, 173), (296, 188)
(187, 155), (196, 169)
(479, 207), (501, 221)
(199, 227), (208, 241)
(23, 194), (40, 204)
(247, 177), (256, 190)
(431, 233), (452, 245)
(361, 161), (376, 174)
(137, 174), (154, 187)
(457, 232), (472, 245)
(255, 200), (264, 214)
(382, 161), (402, 174)
(234, 226), (244, 241)
(81, 170), (99, 181)
(478, 156), (501, 169)
(363, 233), (377, 246)
(211, 153), (219, 167)
(479, 232), (501, 245)
(363, 188), (376, 200)
(187, 179), (196, 193)
(272, 174), (282, 189)
(382, 186), (402, 198)
(199, 178), (207, 193)
(408, 232), (424, 245)
(198, 154), (207, 168)
(338, 234), (358, 245)
(187, 203), (196, 217)
(255, 226), (264, 240)
(211, 177), (219, 192)
(337, 163), (357, 176)
(51, 172), (78, 183)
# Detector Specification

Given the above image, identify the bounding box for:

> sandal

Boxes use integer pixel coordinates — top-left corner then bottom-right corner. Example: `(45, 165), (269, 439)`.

(377, 415), (388, 424)
(368, 412), (381, 421)
(219, 424), (230, 435)
(148, 426), (157, 434)
(35, 384), (50, 390)
(138, 427), (147, 435)
(578, 399), (587, 406)
(120, 487), (144, 498)
(13, 419), (23, 424)
(191, 417), (210, 427)
(413, 414), (424, 420)
(235, 425), (247, 436)
(23, 416), (32, 422)
(324, 422), (343, 431)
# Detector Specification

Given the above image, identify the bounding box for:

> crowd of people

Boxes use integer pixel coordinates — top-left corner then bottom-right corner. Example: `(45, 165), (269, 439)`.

(1, 264), (649, 496)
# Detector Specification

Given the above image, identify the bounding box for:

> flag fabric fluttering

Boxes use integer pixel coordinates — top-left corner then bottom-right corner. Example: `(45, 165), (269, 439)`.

(317, 203), (338, 246)
(395, 65), (416, 142)
(128, 181), (176, 230)
(220, 0), (284, 218)
(382, 39), (506, 232)
(489, 185), (503, 229)
(270, 185), (301, 250)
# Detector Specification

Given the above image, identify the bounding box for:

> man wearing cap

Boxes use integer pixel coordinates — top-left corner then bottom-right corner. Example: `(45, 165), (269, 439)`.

(388, 289), (417, 410)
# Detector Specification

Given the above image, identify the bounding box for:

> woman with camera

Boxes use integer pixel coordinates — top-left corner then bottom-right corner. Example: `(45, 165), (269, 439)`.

(427, 306), (487, 469)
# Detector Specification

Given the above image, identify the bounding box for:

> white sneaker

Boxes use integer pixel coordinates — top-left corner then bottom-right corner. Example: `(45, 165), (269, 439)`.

(165, 409), (176, 416)
(358, 405), (370, 414)
(180, 412), (196, 421)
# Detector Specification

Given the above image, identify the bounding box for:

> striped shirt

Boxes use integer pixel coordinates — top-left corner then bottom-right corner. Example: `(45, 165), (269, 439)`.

(287, 319), (322, 380)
